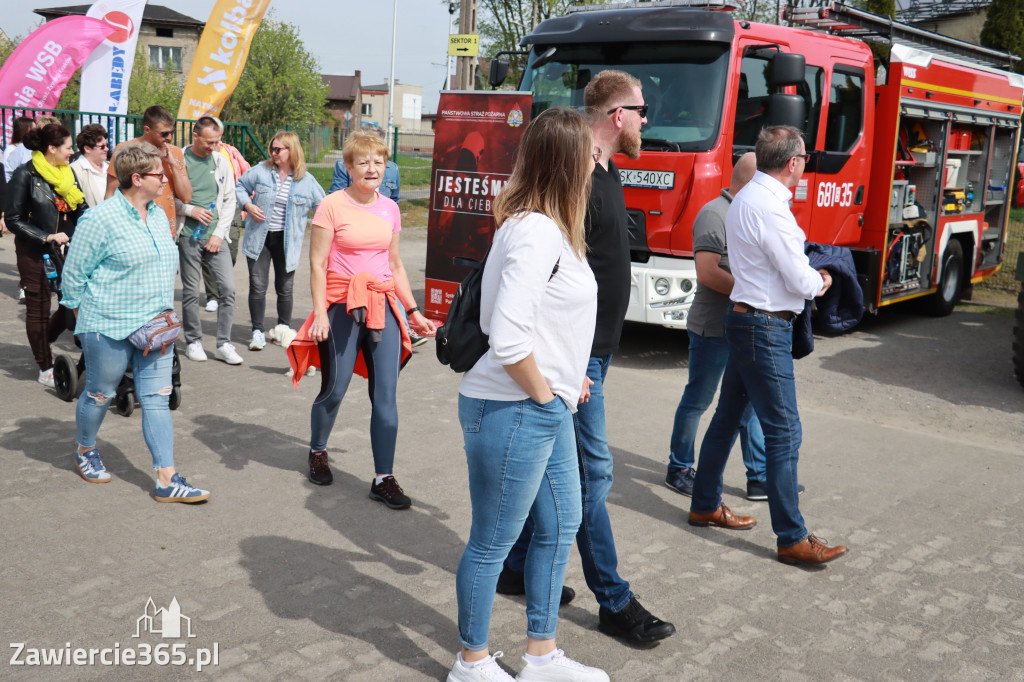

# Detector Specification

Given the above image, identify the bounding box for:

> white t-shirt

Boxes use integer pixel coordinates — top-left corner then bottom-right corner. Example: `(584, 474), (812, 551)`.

(459, 212), (597, 411)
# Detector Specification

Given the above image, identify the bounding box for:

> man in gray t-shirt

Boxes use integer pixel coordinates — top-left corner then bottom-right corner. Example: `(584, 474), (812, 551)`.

(665, 153), (770, 500)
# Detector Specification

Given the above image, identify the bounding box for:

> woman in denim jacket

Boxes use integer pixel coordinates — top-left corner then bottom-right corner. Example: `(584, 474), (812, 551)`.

(235, 131), (326, 350)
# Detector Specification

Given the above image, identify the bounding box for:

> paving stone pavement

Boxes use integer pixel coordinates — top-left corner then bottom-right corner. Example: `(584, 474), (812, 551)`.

(0, 226), (1022, 681)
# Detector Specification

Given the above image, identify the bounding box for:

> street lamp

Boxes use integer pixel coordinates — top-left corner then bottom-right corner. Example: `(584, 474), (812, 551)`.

(446, 1), (457, 90)
(387, 0), (398, 155)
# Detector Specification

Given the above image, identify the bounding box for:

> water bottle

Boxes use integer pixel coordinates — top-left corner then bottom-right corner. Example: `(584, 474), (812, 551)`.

(192, 202), (217, 240)
(43, 254), (59, 293)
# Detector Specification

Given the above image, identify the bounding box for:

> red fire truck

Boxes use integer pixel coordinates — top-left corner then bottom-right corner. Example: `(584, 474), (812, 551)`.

(489, 0), (1023, 328)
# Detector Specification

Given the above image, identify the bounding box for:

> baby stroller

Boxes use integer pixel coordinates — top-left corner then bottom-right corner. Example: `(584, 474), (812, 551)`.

(48, 244), (182, 415)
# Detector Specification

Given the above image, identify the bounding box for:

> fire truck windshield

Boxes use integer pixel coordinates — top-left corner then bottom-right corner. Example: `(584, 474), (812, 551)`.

(520, 42), (730, 153)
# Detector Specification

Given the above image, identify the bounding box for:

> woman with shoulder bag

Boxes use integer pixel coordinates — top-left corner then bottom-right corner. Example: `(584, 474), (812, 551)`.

(235, 131), (326, 351)
(5, 123), (85, 387)
(61, 141), (210, 503)
(447, 107), (606, 682)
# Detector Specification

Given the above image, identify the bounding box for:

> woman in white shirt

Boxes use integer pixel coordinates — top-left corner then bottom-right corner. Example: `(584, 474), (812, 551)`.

(70, 124), (109, 208)
(447, 107), (606, 682)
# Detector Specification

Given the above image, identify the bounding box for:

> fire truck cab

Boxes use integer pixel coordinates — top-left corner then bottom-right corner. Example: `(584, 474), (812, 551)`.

(504, 0), (1023, 328)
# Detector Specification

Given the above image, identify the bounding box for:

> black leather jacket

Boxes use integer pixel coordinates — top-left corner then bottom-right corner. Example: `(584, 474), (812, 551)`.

(5, 163), (84, 255)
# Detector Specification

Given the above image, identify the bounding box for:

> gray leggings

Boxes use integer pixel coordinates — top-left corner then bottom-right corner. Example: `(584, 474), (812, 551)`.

(309, 303), (401, 474)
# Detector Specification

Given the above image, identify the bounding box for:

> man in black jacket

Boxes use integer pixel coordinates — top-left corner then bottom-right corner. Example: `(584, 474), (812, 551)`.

(496, 70), (676, 645)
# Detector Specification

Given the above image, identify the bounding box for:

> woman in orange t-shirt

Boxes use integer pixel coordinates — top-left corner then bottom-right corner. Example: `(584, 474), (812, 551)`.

(295, 132), (433, 508)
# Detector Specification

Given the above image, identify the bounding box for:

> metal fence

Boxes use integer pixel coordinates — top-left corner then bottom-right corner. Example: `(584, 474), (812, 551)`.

(982, 219), (1024, 292)
(1, 104), (266, 161)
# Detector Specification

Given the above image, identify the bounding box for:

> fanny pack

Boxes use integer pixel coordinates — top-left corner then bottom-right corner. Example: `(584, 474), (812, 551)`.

(128, 310), (181, 356)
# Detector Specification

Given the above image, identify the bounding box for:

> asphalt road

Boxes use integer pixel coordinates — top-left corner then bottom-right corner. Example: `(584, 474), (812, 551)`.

(0, 225), (1022, 680)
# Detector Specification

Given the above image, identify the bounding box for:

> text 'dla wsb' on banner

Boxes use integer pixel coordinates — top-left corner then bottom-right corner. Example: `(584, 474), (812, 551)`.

(176, 0), (272, 120)
(78, 0), (147, 116)
(0, 16), (116, 144)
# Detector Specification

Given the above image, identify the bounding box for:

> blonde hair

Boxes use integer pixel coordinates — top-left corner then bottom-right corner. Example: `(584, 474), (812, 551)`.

(493, 107), (592, 258)
(342, 131), (389, 166)
(113, 141), (163, 189)
(263, 131), (307, 180)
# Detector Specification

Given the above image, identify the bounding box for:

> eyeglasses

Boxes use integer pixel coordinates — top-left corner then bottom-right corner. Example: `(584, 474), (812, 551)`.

(139, 171), (166, 181)
(607, 104), (648, 118)
(793, 153), (811, 162)
(270, 146), (287, 153)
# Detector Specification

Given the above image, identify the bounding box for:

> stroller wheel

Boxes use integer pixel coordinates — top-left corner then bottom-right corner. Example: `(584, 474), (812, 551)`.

(115, 391), (135, 417)
(168, 386), (181, 410)
(53, 355), (79, 402)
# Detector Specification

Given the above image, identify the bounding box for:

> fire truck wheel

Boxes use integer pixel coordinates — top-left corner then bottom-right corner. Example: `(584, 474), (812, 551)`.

(1014, 280), (1024, 389)
(925, 240), (964, 317)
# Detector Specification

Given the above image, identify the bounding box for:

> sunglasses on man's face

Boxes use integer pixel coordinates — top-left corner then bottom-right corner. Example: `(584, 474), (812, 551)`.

(607, 104), (649, 118)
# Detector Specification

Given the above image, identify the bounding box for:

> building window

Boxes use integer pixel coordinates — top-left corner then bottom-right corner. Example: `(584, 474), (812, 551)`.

(361, 103), (373, 116)
(155, 27), (174, 38)
(149, 45), (182, 72)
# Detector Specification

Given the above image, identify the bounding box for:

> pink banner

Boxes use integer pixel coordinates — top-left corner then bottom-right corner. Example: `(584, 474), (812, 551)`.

(1, 16), (116, 143)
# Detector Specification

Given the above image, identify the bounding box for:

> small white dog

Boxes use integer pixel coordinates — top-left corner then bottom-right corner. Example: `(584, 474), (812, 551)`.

(266, 324), (297, 348)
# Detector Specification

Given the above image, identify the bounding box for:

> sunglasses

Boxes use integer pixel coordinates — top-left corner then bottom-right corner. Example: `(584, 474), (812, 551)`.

(607, 104), (648, 118)
(270, 146), (287, 153)
(157, 131), (173, 138)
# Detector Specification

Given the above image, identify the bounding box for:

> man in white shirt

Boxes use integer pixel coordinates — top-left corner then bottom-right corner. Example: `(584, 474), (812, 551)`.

(688, 126), (848, 566)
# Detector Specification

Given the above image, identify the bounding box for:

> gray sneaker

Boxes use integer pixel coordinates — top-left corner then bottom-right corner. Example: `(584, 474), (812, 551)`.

(665, 467), (696, 496)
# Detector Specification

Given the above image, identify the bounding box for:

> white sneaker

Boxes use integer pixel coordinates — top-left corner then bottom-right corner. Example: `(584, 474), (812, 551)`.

(205, 299), (219, 312)
(38, 368), (55, 387)
(18, 287), (26, 302)
(185, 340), (207, 362)
(215, 342), (243, 365)
(249, 330), (266, 350)
(516, 650), (609, 682)
(447, 652), (515, 682)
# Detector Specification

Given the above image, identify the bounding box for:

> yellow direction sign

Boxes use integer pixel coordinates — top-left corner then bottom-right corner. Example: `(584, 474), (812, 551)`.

(448, 34), (479, 57)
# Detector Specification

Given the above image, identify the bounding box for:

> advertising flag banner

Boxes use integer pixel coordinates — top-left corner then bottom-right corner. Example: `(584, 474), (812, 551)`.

(0, 16), (116, 144)
(424, 91), (532, 321)
(176, 0), (272, 120)
(78, 0), (147, 116)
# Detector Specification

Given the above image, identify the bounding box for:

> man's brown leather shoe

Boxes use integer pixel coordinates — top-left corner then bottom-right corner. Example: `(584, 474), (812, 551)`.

(688, 504), (756, 530)
(777, 535), (848, 565)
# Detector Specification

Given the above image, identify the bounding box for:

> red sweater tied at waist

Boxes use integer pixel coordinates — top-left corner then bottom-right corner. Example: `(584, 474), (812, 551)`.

(287, 271), (411, 388)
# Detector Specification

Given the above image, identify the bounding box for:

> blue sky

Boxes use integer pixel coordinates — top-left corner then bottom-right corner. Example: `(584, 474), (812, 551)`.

(2, 0), (457, 113)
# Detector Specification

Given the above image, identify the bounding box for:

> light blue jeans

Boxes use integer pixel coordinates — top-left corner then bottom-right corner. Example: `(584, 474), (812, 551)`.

(75, 332), (174, 469)
(455, 395), (582, 650)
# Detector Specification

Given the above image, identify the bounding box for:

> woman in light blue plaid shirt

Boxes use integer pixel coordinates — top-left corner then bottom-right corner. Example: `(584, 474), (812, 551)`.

(61, 141), (211, 503)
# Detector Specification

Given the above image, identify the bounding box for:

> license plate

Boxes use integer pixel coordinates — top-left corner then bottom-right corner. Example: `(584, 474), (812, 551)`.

(619, 169), (675, 189)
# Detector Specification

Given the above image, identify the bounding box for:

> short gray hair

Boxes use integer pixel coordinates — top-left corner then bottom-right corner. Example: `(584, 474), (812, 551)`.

(755, 126), (803, 173)
(114, 141), (162, 189)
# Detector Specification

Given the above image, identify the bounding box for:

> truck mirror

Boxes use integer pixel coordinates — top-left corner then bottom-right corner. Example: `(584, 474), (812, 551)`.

(489, 59), (511, 89)
(767, 93), (806, 129)
(770, 53), (806, 87)
(531, 47), (558, 70)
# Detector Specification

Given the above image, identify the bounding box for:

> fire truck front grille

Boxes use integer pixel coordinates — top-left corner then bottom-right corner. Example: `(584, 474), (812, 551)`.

(627, 209), (650, 263)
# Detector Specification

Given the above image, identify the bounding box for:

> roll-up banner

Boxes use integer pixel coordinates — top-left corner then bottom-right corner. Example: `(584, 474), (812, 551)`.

(78, 0), (147, 116)
(424, 90), (532, 322)
(1, 16), (116, 144)
(176, 0), (272, 120)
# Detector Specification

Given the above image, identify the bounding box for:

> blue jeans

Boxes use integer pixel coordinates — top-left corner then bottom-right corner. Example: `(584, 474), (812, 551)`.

(505, 355), (632, 614)
(668, 331), (766, 482)
(310, 304), (401, 474)
(455, 395), (582, 650)
(691, 310), (807, 547)
(75, 332), (175, 470)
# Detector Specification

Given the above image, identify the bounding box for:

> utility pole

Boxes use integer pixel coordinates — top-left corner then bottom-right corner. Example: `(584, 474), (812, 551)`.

(447, 1), (457, 90)
(454, 0), (478, 90)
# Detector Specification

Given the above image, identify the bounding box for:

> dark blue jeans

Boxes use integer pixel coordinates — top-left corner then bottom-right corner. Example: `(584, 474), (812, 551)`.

(667, 330), (766, 481)
(504, 355), (633, 613)
(691, 310), (808, 548)
(309, 304), (401, 474)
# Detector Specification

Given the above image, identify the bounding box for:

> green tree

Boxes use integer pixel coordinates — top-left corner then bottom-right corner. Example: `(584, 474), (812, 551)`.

(220, 14), (329, 128)
(980, 0), (1024, 71)
(859, 0), (897, 18)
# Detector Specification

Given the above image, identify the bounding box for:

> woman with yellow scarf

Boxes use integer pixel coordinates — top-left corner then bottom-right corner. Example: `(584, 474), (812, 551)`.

(6, 123), (86, 388)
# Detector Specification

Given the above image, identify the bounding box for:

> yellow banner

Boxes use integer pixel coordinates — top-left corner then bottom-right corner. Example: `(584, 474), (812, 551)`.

(176, 0), (272, 120)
